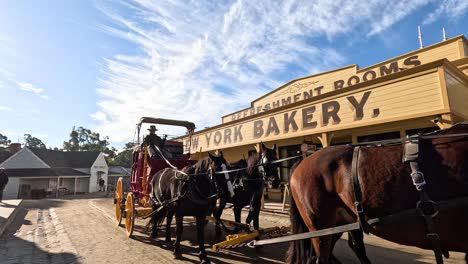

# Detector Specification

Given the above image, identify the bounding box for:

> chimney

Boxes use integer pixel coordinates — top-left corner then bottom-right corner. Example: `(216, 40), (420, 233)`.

(8, 143), (21, 154)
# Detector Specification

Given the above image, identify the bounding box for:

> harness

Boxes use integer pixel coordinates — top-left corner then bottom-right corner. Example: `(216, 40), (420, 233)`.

(144, 148), (222, 219)
(249, 127), (468, 263)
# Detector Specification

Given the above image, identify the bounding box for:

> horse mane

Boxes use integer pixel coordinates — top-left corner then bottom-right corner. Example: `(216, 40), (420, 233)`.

(192, 157), (211, 175)
(245, 152), (260, 176)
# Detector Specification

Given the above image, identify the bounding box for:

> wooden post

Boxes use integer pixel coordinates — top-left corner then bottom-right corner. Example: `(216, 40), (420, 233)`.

(317, 132), (334, 148)
(282, 183), (290, 211)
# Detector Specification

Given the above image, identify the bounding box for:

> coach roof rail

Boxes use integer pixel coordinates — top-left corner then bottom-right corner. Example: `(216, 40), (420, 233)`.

(138, 117), (196, 132)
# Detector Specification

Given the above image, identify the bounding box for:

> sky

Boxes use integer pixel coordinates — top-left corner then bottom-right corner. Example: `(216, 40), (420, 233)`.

(0, 0), (468, 150)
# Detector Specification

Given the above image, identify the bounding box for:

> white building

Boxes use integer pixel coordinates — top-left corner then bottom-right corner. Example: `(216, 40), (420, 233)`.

(0, 146), (108, 199)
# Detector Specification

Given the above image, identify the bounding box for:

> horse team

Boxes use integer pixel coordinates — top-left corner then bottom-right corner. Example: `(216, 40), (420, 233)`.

(146, 123), (468, 264)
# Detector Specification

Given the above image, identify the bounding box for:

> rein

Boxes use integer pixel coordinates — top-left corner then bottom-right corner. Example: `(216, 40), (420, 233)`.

(213, 155), (302, 175)
(249, 196), (468, 247)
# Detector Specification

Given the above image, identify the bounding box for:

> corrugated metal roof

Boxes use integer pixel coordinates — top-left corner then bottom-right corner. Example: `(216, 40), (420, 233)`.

(5, 168), (89, 177)
(108, 166), (131, 176)
(29, 148), (101, 168)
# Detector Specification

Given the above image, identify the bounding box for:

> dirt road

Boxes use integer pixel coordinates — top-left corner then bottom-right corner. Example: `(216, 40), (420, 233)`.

(0, 198), (465, 263)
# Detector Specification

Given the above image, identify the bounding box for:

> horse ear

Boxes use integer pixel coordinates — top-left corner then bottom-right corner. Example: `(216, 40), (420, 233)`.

(208, 152), (216, 160)
(261, 142), (267, 151)
(272, 144), (276, 151)
(218, 150), (223, 158)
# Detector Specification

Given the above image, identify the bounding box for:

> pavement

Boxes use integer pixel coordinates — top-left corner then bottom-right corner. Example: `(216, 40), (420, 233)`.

(0, 199), (22, 237)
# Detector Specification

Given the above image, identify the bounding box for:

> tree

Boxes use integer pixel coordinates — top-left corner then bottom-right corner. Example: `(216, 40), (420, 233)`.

(0, 133), (11, 147)
(63, 126), (116, 158)
(108, 142), (134, 167)
(24, 134), (46, 148)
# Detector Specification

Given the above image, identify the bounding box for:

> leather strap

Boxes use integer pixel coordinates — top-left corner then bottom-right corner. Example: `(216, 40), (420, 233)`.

(406, 150), (444, 264)
(251, 196), (468, 247)
(352, 147), (369, 234)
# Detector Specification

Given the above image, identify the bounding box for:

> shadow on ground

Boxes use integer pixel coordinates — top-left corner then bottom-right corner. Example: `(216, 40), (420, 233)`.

(0, 201), (81, 264)
(128, 219), (442, 264)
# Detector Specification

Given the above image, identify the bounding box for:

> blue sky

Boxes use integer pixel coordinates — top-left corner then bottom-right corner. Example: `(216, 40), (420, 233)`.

(1, 0), (467, 149)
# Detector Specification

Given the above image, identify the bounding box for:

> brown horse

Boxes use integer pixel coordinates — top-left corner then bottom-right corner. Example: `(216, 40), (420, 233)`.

(287, 123), (468, 263)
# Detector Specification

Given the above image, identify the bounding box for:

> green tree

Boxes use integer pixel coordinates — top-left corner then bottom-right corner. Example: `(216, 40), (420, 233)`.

(63, 126), (116, 159)
(0, 133), (11, 147)
(24, 134), (46, 148)
(109, 142), (134, 167)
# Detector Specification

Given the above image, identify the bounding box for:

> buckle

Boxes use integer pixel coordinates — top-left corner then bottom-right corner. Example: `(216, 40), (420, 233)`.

(416, 200), (439, 217)
(355, 202), (364, 213)
(410, 171), (426, 190)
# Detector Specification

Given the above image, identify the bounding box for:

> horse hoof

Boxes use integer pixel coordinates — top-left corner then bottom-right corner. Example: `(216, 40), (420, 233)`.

(174, 253), (182, 259)
(150, 231), (158, 239)
(200, 259), (210, 264)
(165, 237), (172, 243)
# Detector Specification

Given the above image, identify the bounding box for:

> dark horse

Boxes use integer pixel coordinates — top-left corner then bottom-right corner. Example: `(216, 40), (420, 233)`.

(214, 142), (280, 232)
(148, 153), (227, 264)
(0, 167), (8, 203)
(287, 123), (468, 263)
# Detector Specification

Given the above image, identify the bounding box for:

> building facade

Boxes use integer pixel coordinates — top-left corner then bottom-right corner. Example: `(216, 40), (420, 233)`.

(0, 147), (108, 199)
(182, 35), (468, 183)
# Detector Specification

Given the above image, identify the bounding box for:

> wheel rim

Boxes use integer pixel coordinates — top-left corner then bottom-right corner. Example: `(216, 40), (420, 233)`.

(125, 192), (135, 237)
(115, 177), (124, 226)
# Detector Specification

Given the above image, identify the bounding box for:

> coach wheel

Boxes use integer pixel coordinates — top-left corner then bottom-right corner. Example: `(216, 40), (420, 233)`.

(115, 177), (124, 226)
(125, 192), (136, 237)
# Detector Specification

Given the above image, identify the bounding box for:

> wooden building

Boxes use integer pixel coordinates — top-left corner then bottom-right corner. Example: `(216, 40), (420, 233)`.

(182, 35), (468, 183)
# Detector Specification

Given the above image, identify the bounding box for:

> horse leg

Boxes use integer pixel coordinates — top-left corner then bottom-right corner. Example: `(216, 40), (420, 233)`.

(232, 205), (242, 233)
(250, 191), (262, 230)
(149, 206), (159, 239)
(215, 198), (227, 238)
(196, 215), (210, 264)
(174, 215), (183, 259)
(308, 200), (338, 263)
(165, 210), (174, 243)
(329, 233), (344, 264)
(348, 230), (371, 264)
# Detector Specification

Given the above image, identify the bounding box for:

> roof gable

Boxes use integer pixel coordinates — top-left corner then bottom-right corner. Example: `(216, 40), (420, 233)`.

(0, 148), (50, 169)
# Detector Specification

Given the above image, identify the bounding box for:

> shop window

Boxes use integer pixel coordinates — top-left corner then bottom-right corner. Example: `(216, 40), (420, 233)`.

(357, 131), (400, 143)
(278, 145), (301, 182)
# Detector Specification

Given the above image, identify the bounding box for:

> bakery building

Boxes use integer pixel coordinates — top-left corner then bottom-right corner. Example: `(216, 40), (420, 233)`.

(182, 35), (468, 184)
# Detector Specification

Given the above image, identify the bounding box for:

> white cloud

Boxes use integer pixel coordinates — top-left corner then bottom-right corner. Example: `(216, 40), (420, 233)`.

(15, 81), (51, 100)
(423, 0), (468, 24)
(0, 106), (12, 112)
(93, 0), (444, 143)
(367, 0), (432, 36)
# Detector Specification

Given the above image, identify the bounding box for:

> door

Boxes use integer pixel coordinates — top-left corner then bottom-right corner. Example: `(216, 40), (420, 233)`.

(18, 184), (31, 199)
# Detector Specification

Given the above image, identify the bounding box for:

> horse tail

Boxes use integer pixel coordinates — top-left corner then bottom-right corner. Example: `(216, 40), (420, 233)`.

(146, 205), (168, 233)
(286, 157), (313, 264)
(146, 172), (168, 233)
(286, 191), (312, 264)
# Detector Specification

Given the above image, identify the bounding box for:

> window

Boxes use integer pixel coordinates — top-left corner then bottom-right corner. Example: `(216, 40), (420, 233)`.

(357, 131), (401, 143)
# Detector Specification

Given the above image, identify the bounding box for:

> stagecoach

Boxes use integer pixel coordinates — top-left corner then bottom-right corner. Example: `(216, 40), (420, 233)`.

(114, 117), (197, 237)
